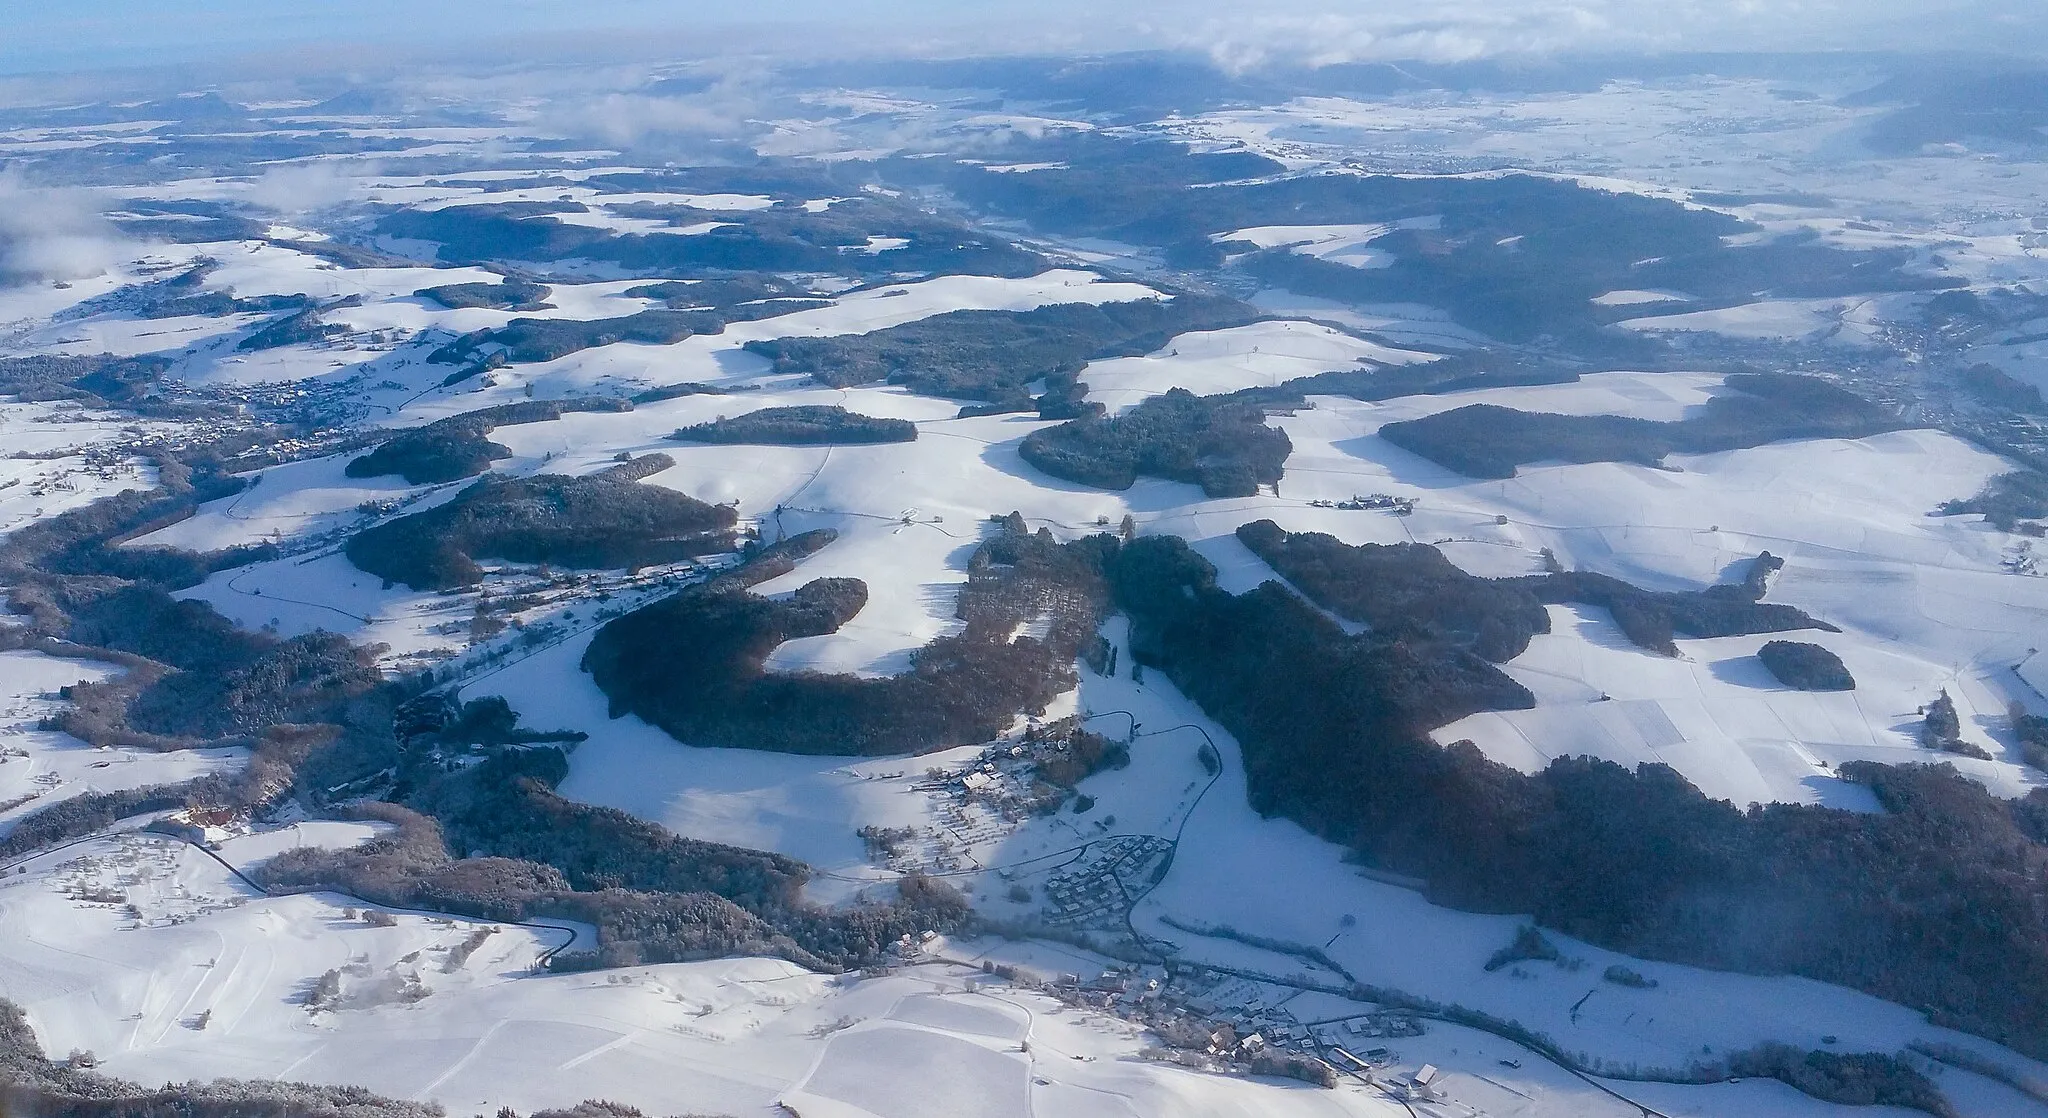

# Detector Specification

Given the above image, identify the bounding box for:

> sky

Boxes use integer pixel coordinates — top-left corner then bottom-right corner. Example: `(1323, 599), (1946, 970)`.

(2, 0), (2044, 77)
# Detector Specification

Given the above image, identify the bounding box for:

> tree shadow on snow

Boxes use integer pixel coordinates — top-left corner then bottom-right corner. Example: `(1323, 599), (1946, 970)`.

(1330, 431), (1485, 492)
(1706, 654), (1784, 690)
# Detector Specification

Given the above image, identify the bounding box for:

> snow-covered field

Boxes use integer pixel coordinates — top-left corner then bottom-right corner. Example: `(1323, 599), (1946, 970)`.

(0, 401), (163, 536)
(475, 607), (2048, 1118)
(0, 650), (245, 835)
(1079, 320), (1439, 415)
(1592, 290), (1695, 307)
(155, 355), (2046, 806)
(0, 832), (1413, 1117)
(1618, 297), (1906, 347)
(1215, 220), (1424, 270)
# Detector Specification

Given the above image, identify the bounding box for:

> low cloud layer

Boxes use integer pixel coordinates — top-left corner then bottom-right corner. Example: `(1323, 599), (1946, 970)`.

(0, 174), (130, 285)
(246, 162), (361, 216)
(534, 79), (764, 148)
(1168, 0), (2048, 71)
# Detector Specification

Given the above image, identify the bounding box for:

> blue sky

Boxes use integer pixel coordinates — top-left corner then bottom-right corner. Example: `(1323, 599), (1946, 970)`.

(0, 1), (1042, 74)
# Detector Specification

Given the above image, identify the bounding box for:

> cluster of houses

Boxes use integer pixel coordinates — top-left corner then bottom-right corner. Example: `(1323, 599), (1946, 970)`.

(1036, 962), (1449, 1097)
(145, 806), (245, 847)
(2003, 539), (2042, 576)
(903, 728), (1125, 874)
(1039, 835), (1172, 927)
(3, 442), (140, 495)
(1307, 492), (1418, 514)
(945, 725), (1104, 812)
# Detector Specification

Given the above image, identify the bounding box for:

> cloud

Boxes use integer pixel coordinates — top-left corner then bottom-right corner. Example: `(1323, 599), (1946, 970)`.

(246, 162), (361, 215)
(0, 173), (132, 285)
(1169, 0), (2048, 71)
(1177, 6), (1683, 73)
(540, 93), (747, 145)
(521, 66), (777, 153)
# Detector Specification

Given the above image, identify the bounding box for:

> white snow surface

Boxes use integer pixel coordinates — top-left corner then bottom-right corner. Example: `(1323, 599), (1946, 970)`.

(0, 834), (1409, 1118)
(1217, 217), (1438, 270)
(1618, 296), (1913, 347)
(164, 362), (2046, 807)
(1079, 320), (1440, 415)
(1592, 289), (1695, 306)
(0, 402), (162, 537)
(0, 650), (246, 836)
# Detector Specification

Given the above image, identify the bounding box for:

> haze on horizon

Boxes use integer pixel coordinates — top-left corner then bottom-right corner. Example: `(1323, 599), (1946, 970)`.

(5, 0), (2046, 81)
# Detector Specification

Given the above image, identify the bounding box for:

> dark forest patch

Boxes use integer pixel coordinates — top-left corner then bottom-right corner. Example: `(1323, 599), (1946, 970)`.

(1109, 532), (2048, 1062)
(1937, 470), (2048, 532)
(741, 295), (1255, 408)
(426, 308), (719, 366)
(624, 273), (827, 311)
(1019, 388), (1291, 498)
(236, 305), (346, 352)
(424, 299), (826, 376)
(1757, 640), (1856, 691)
(583, 516), (1112, 755)
(1377, 373), (1898, 478)
(0, 353), (175, 407)
(374, 191), (1043, 280)
(1958, 363), (2046, 413)
(344, 455), (736, 590)
(1240, 521), (1831, 659)
(415, 278), (552, 310)
(672, 404), (916, 445)
(1231, 350), (1587, 408)
(1235, 520), (1550, 661)
(345, 398), (633, 485)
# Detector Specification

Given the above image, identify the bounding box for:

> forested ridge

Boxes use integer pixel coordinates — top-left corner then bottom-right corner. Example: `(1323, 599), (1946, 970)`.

(1237, 520), (1831, 659)
(583, 516), (1114, 755)
(1020, 388), (1293, 498)
(345, 398), (632, 485)
(344, 456), (737, 591)
(1377, 373), (1900, 478)
(671, 404), (917, 446)
(741, 295), (1256, 409)
(1111, 533), (2048, 1060)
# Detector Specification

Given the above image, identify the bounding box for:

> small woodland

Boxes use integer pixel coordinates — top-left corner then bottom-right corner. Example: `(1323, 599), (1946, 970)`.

(1376, 373), (1898, 478)
(583, 516), (1113, 755)
(1758, 640), (1857, 691)
(1020, 388), (1292, 498)
(345, 455), (736, 590)
(345, 398), (632, 485)
(672, 405), (916, 446)
(741, 295), (1256, 408)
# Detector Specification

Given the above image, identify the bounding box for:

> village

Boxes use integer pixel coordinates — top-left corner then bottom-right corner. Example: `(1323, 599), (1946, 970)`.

(872, 922), (1459, 1107)
(1307, 492), (1419, 515)
(862, 716), (1143, 879)
(848, 719), (1485, 1108)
